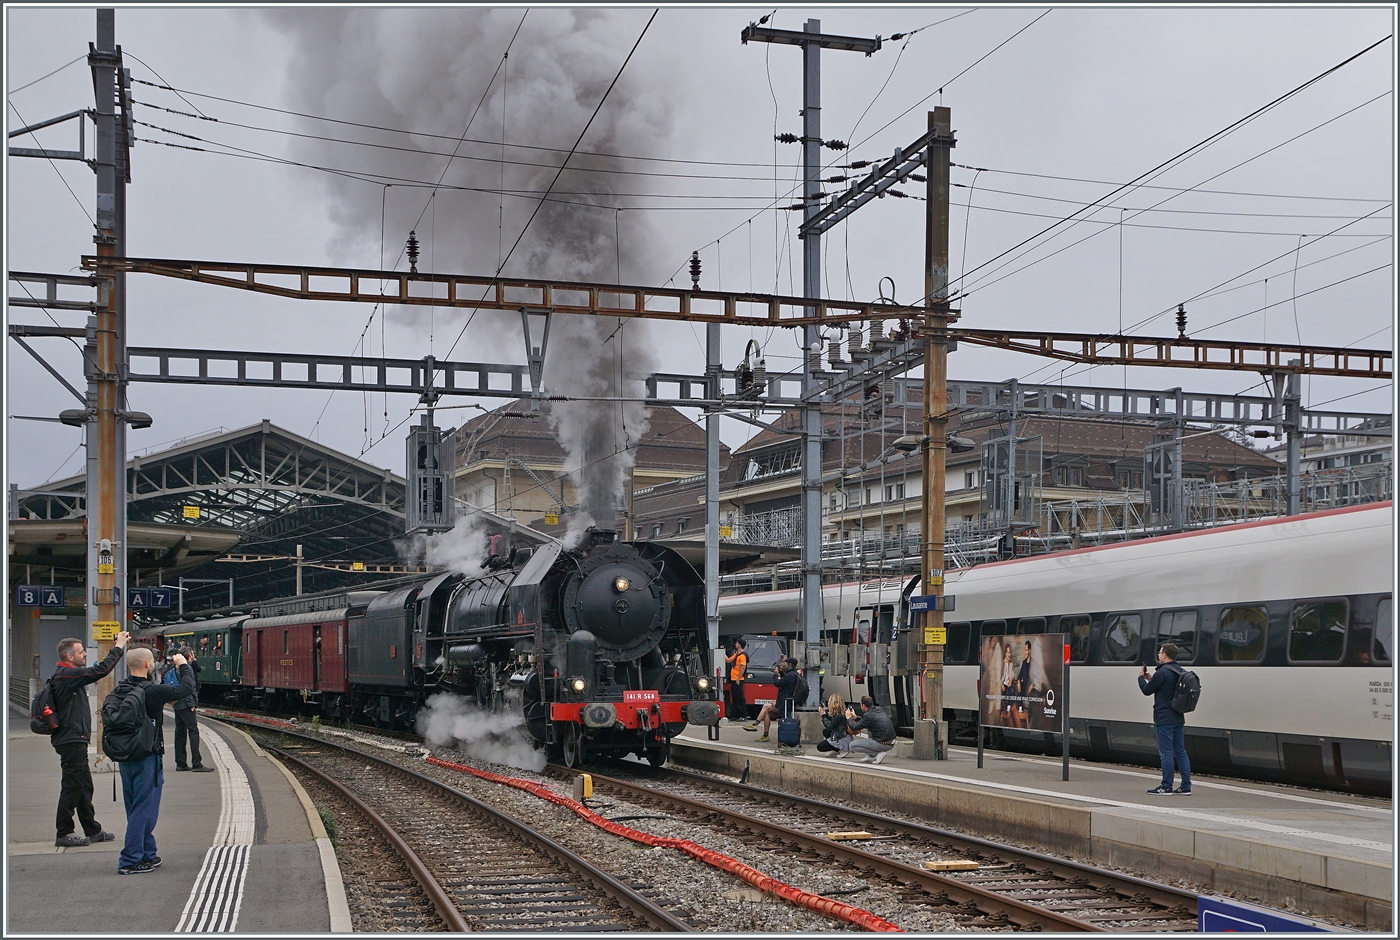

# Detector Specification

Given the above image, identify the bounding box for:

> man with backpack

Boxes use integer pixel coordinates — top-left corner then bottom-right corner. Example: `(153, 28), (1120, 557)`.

(43, 632), (130, 847)
(749, 659), (805, 742)
(106, 647), (197, 875)
(166, 647), (210, 772)
(1139, 642), (1193, 795)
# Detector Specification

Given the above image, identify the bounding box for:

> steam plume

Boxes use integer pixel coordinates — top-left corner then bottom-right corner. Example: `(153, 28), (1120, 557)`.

(265, 9), (671, 531)
(416, 693), (545, 771)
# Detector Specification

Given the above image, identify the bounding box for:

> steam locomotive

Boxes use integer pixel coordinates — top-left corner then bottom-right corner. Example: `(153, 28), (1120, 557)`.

(135, 529), (721, 768)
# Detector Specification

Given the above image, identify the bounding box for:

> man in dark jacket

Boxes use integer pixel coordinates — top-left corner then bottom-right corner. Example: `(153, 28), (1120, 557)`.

(50, 631), (129, 847)
(113, 648), (198, 875)
(751, 660), (799, 742)
(846, 695), (897, 764)
(170, 648), (210, 772)
(1139, 643), (1191, 795)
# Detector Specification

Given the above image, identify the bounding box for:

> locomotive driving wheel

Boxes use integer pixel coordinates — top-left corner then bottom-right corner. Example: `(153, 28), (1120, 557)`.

(561, 725), (585, 770)
(645, 739), (670, 769)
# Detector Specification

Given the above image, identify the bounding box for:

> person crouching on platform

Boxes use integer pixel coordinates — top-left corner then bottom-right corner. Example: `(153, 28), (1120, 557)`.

(113, 648), (197, 875)
(49, 632), (129, 847)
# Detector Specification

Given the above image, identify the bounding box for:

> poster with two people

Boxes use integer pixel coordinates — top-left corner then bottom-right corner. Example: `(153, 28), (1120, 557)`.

(979, 634), (1064, 732)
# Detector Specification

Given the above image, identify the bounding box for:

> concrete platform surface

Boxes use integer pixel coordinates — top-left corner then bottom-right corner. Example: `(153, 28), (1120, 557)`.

(6, 712), (347, 934)
(676, 721), (1393, 928)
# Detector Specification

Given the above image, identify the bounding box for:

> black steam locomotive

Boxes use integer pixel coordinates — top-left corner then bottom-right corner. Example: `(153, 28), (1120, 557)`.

(139, 529), (720, 768)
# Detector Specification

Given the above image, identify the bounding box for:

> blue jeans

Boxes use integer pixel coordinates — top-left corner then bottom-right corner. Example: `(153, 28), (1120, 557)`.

(1154, 723), (1191, 790)
(118, 754), (163, 868)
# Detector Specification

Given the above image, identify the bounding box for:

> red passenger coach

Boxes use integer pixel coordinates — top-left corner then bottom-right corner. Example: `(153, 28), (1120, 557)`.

(241, 610), (351, 704)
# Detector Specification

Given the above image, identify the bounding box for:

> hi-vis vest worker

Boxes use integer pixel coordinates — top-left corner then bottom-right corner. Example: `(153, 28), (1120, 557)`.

(729, 648), (747, 681)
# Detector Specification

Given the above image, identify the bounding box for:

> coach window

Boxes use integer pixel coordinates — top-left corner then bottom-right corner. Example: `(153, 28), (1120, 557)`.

(1159, 611), (1198, 662)
(1371, 598), (1391, 664)
(979, 620), (1006, 637)
(1016, 618), (1046, 635)
(1217, 606), (1268, 662)
(1102, 613), (1141, 662)
(284, 630), (290, 655)
(945, 622), (971, 664)
(1062, 615), (1092, 663)
(1288, 600), (1348, 663)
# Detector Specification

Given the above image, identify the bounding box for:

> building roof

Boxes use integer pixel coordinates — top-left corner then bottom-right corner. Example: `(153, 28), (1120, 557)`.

(454, 400), (727, 473)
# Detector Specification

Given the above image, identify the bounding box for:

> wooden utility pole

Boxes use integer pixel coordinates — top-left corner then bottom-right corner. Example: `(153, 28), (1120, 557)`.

(916, 107), (955, 760)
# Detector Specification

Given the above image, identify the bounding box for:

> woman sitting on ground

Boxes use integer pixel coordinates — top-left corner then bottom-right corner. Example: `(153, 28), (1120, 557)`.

(816, 693), (853, 757)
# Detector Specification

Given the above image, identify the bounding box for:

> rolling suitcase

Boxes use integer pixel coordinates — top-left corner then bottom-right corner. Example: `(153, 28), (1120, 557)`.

(777, 699), (801, 746)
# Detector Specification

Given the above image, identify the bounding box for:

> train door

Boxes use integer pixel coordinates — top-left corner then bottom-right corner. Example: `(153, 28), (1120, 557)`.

(314, 624), (322, 690)
(244, 630), (258, 686)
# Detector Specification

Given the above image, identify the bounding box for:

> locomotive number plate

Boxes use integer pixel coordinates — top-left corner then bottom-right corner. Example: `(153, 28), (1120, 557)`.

(623, 690), (659, 703)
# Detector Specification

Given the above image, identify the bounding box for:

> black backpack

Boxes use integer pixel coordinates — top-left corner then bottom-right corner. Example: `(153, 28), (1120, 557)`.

(29, 677), (61, 735)
(101, 681), (158, 762)
(790, 670), (810, 707)
(1170, 667), (1201, 714)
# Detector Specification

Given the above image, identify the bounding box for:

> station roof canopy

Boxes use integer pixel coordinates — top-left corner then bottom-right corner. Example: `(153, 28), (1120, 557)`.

(10, 420), (548, 612)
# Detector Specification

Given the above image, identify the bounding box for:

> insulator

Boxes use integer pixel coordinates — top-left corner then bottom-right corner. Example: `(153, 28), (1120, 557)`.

(870, 319), (885, 341)
(823, 139), (847, 151)
(911, 173), (927, 183)
(882, 378), (895, 401)
(848, 327), (863, 352)
(828, 340), (842, 367)
(825, 174), (848, 184)
(406, 231), (420, 274)
(807, 343), (822, 374)
(1175, 303), (1188, 339)
(689, 251), (701, 289)
(849, 160), (871, 170)
(775, 132), (799, 144)
(752, 359), (767, 395)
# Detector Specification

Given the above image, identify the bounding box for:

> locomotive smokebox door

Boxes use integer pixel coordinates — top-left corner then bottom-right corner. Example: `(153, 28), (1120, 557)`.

(563, 546), (670, 662)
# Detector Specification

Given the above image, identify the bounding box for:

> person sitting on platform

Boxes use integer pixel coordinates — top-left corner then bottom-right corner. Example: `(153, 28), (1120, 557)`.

(747, 659), (799, 742)
(846, 696), (896, 764)
(817, 693), (853, 757)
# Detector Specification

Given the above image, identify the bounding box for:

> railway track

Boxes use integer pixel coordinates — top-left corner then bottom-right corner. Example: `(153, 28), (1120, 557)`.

(229, 724), (692, 932)
(558, 762), (1202, 932)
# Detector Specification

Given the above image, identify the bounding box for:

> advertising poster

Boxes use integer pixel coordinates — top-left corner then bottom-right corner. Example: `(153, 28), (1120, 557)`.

(979, 634), (1064, 732)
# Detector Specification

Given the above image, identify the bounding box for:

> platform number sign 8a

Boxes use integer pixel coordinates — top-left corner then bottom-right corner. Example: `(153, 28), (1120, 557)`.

(17, 585), (66, 608)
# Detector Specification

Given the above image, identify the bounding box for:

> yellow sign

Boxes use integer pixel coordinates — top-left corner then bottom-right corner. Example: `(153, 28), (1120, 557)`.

(98, 563), (115, 575)
(923, 626), (947, 646)
(544, 513), (559, 525)
(182, 505), (201, 519)
(92, 621), (121, 640)
(719, 525), (733, 539)
(351, 561), (365, 571)
(928, 572), (944, 588)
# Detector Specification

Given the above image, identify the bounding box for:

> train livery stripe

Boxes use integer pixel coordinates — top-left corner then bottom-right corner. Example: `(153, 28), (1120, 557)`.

(175, 729), (255, 932)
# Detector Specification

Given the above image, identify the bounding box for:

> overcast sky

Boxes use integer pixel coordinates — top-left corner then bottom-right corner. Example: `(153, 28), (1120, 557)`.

(5, 5), (1395, 492)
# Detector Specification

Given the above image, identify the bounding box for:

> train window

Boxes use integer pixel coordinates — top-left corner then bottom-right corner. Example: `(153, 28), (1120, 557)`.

(945, 622), (971, 663)
(1101, 613), (1141, 662)
(1375, 598), (1392, 664)
(1016, 618), (1046, 635)
(1288, 600), (1348, 663)
(1061, 615), (1091, 663)
(1217, 606), (1268, 662)
(283, 630), (290, 655)
(198, 635), (210, 654)
(1159, 611), (1198, 662)
(215, 633), (225, 654)
(979, 620), (1006, 637)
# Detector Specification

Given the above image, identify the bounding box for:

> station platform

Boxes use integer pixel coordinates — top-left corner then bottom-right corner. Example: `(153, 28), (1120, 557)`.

(6, 711), (349, 934)
(674, 721), (1393, 930)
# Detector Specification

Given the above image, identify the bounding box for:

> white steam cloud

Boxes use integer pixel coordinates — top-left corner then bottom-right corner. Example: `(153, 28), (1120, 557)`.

(416, 692), (546, 772)
(265, 9), (672, 531)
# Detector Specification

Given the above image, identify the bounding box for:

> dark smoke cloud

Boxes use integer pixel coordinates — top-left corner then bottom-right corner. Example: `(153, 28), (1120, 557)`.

(264, 8), (673, 530)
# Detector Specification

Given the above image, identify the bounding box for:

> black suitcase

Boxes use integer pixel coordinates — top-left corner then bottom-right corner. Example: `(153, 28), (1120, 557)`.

(777, 717), (801, 746)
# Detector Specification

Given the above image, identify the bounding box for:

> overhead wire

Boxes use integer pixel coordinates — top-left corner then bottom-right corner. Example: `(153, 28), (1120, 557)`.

(7, 99), (95, 227)
(8, 53), (86, 94)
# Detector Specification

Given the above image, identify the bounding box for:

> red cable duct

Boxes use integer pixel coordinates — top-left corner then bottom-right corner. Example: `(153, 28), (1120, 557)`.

(427, 755), (902, 932)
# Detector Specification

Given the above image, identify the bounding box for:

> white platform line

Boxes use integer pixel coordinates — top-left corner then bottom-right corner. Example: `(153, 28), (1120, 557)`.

(175, 728), (254, 932)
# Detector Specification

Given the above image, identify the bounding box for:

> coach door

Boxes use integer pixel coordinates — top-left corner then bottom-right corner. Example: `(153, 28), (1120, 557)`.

(314, 624), (323, 690)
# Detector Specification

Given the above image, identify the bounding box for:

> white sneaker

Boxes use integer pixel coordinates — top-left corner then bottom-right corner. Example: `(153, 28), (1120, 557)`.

(871, 750), (888, 765)
(859, 755), (876, 763)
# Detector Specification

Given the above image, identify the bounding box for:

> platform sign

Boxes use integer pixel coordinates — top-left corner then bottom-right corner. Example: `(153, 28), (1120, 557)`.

(923, 626), (947, 646)
(544, 513), (559, 525)
(92, 621), (121, 640)
(128, 587), (174, 609)
(978, 633), (1064, 733)
(17, 585), (66, 608)
(1197, 897), (1331, 932)
(182, 505), (201, 519)
(719, 525), (733, 538)
(909, 594), (955, 612)
(351, 561), (365, 571)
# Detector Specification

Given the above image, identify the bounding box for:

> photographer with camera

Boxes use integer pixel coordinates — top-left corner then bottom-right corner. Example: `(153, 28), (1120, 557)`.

(165, 646), (209, 772)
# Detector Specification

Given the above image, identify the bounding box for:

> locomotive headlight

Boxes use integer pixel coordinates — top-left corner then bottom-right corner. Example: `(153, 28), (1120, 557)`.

(570, 677), (587, 693)
(696, 677), (711, 691)
(613, 576), (630, 593)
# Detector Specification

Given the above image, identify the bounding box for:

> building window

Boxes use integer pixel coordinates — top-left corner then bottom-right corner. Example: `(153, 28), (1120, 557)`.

(965, 470), (975, 489)
(676, 517), (689, 535)
(865, 486), (874, 505)
(884, 483), (905, 501)
(651, 524), (662, 538)
(829, 493), (839, 511)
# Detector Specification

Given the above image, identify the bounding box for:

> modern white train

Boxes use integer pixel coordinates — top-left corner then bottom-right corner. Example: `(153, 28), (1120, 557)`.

(717, 502), (1394, 794)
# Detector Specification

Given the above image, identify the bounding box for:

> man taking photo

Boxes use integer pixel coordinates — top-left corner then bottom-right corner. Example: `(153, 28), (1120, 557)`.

(49, 631), (129, 847)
